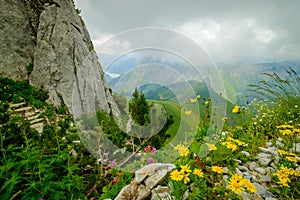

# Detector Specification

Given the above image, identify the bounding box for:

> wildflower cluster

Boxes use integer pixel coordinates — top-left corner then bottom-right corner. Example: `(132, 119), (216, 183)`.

(174, 144), (189, 157)
(221, 137), (245, 151)
(228, 174), (257, 194)
(276, 124), (300, 136)
(170, 164), (204, 184)
(144, 145), (156, 163)
(273, 166), (300, 187)
(276, 149), (299, 163)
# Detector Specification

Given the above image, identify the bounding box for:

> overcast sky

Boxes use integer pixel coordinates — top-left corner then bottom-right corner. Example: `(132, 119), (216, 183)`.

(74, 0), (300, 64)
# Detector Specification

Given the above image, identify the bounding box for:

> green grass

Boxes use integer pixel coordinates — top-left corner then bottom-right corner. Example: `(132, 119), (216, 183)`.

(150, 100), (181, 144)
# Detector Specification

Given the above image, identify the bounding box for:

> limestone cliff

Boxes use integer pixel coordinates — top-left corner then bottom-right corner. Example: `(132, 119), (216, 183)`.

(0, 0), (119, 118)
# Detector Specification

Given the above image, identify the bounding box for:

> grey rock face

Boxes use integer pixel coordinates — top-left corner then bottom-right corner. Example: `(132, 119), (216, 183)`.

(0, 0), (35, 80)
(0, 0), (119, 118)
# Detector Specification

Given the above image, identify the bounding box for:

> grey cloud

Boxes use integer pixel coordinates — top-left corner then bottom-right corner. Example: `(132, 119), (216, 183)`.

(74, 0), (300, 63)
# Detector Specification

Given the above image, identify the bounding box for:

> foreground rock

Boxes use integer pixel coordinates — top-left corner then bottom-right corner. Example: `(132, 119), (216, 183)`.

(115, 163), (175, 200)
(0, 0), (118, 118)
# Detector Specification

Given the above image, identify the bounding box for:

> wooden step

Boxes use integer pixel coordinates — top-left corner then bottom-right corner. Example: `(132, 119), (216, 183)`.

(14, 106), (32, 113)
(27, 114), (40, 121)
(9, 102), (26, 108)
(25, 111), (36, 117)
(30, 118), (44, 125)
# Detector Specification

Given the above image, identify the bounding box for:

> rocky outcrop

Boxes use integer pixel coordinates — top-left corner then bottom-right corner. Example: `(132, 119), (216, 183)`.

(115, 163), (176, 200)
(0, 0), (118, 118)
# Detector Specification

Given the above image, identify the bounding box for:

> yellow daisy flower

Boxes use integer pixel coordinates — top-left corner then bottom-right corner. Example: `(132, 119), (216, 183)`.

(170, 169), (183, 181)
(226, 142), (238, 151)
(193, 168), (204, 178)
(212, 166), (223, 174)
(232, 105), (240, 113)
(276, 125), (294, 129)
(189, 98), (197, 103)
(206, 143), (217, 151)
(242, 179), (257, 193)
(277, 177), (290, 187)
(174, 144), (189, 157)
(279, 129), (293, 136)
(276, 149), (289, 155)
(180, 164), (192, 173)
(184, 110), (192, 115)
(182, 173), (190, 184)
(230, 174), (244, 182)
(228, 176), (244, 194)
(234, 139), (245, 146)
(286, 156), (298, 162)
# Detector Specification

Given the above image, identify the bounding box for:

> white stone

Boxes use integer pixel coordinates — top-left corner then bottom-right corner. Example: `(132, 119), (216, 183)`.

(254, 167), (266, 175)
(249, 162), (259, 171)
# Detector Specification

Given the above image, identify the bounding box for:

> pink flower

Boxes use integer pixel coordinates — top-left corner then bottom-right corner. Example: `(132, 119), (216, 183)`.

(39, 198), (44, 200)
(148, 157), (154, 163)
(111, 160), (116, 167)
(144, 145), (151, 153)
(151, 147), (157, 153)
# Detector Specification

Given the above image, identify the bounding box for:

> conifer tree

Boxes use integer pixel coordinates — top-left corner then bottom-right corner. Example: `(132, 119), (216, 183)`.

(128, 88), (150, 125)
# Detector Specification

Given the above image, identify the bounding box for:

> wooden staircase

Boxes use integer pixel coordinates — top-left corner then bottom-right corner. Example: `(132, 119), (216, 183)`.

(9, 102), (45, 133)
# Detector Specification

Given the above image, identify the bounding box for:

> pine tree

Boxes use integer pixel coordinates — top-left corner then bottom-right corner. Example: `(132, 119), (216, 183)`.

(128, 88), (150, 126)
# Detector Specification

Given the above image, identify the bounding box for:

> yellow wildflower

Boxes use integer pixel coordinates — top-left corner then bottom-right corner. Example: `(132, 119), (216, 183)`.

(277, 177), (290, 187)
(232, 105), (240, 113)
(280, 166), (295, 175)
(174, 144), (189, 157)
(242, 179), (257, 193)
(206, 143), (217, 151)
(180, 164), (192, 173)
(205, 101), (209, 105)
(193, 168), (204, 178)
(178, 148), (189, 157)
(234, 139), (245, 146)
(276, 149), (289, 155)
(222, 117), (228, 121)
(288, 152), (297, 157)
(174, 144), (184, 150)
(293, 170), (300, 177)
(293, 128), (300, 133)
(228, 175), (244, 194)
(197, 95), (201, 99)
(184, 110), (192, 115)
(182, 173), (190, 184)
(189, 98), (197, 103)
(226, 142), (238, 151)
(286, 156), (298, 162)
(170, 169), (183, 181)
(279, 129), (293, 136)
(212, 166), (223, 174)
(276, 125), (294, 129)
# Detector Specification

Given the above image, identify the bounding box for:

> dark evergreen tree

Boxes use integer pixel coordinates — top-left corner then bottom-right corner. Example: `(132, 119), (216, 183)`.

(128, 88), (150, 126)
